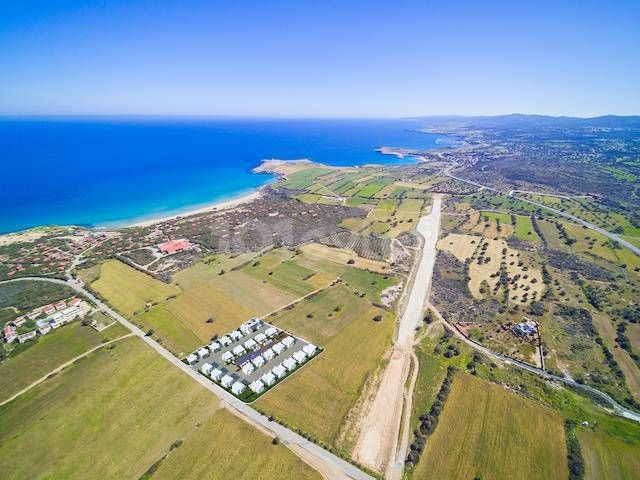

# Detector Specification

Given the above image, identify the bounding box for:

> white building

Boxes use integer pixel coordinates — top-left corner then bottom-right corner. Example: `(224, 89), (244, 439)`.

(272, 342), (285, 355)
(231, 381), (246, 395)
(272, 364), (287, 379)
(283, 357), (297, 372)
(17, 331), (36, 343)
(244, 338), (258, 351)
(210, 368), (223, 381)
(261, 372), (276, 386)
(230, 330), (243, 341)
(221, 351), (234, 364)
(186, 353), (198, 364)
(263, 348), (275, 361)
(252, 354), (265, 369)
(219, 335), (232, 346)
(232, 345), (246, 357)
(240, 317), (262, 335)
(38, 324), (52, 335)
(265, 326), (278, 338)
(209, 341), (221, 352)
(282, 336), (295, 348)
(254, 333), (267, 344)
(293, 350), (307, 364)
(302, 344), (317, 356)
(201, 363), (213, 375)
(241, 362), (255, 375)
(197, 347), (209, 359)
(221, 374), (234, 388)
(249, 380), (265, 394)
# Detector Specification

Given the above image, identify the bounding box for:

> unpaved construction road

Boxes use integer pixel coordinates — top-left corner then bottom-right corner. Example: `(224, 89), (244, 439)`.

(352, 195), (442, 477)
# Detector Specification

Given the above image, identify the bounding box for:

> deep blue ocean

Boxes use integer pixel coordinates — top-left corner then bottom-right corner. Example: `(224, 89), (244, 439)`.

(0, 118), (451, 233)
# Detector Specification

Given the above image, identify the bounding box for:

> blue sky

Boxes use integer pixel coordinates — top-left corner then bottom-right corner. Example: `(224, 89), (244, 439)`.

(1, 0), (638, 117)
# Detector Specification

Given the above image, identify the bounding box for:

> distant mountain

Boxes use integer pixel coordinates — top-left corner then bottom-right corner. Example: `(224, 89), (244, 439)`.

(410, 113), (640, 129)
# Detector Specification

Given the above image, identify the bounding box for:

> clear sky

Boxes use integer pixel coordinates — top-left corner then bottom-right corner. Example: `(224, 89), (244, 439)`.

(1, 0), (638, 117)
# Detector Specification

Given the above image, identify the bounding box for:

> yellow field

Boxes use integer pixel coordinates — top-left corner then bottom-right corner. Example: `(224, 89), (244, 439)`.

(577, 429), (640, 480)
(173, 251), (262, 289)
(414, 373), (568, 480)
(437, 233), (543, 304)
(0, 337), (318, 479)
(299, 242), (390, 273)
(92, 260), (180, 316)
(256, 286), (394, 446)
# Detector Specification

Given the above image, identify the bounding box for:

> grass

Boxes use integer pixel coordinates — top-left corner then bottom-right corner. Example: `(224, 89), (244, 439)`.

(298, 243), (390, 274)
(356, 182), (387, 198)
(281, 167), (332, 189)
(135, 304), (202, 355)
(173, 251), (261, 289)
(151, 408), (321, 480)
(409, 348), (447, 428)
(577, 428), (640, 480)
(255, 285), (394, 447)
(413, 373), (568, 480)
(0, 321), (128, 403)
(0, 336), (318, 479)
(92, 260), (181, 316)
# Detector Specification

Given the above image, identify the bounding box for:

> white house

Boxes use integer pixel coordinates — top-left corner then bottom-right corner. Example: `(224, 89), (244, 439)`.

(244, 338), (258, 351)
(272, 364), (287, 379)
(283, 357), (297, 372)
(17, 331), (36, 343)
(221, 374), (234, 388)
(265, 326), (278, 338)
(38, 324), (52, 335)
(221, 351), (234, 364)
(242, 362), (255, 375)
(210, 368), (223, 381)
(261, 372), (276, 387)
(209, 341), (221, 352)
(219, 335), (232, 346)
(231, 381), (246, 395)
(272, 342), (286, 355)
(293, 350), (307, 364)
(232, 345), (246, 357)
(302, 344), (317, 356)
(254, 332), (268, 344)
(241, 317), (262, 335)
(197, 347), (209, 359)
(282, 336), (295, 348)
(252, 354), (265, 369)
(263, 348), (275, 361)
(249, 380), (265, 394)
(230, 330), (243, 341)
(186, 353), (198, 364)
(201, 363), (213, 375)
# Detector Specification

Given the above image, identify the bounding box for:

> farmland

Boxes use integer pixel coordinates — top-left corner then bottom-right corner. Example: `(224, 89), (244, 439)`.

(412, 373), (568, 480)
(255, 282), (395, 449)
(0, 337), (318, 480)
(92, 259), (180, 316)
(0, 321), (129, 403)
(577, 428), (640, 480)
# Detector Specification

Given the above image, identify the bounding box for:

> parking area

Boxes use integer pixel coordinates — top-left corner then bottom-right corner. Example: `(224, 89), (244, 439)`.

(185, 318), (321, 401)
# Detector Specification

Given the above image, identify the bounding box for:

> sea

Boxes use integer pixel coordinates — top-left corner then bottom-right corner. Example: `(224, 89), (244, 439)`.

(0, 118), (454, 234)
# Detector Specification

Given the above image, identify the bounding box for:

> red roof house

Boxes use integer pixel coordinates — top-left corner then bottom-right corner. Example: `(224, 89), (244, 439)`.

(158, 239), (193, 255)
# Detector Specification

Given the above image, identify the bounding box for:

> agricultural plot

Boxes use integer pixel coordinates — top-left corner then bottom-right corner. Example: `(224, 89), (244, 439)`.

(173, 251), (262, 290)
(280, 167), (332, 189)
(255, 285), (394, 447)
(318, 231), (391, 261)
(0, 321), (128, 403)
(577, 428), (640, 480)
(413, 373), (567, 480)
(298, 242), (390, 274)
(0, 336), (317, 480)
(437, 233), (544, 305)
(92, 260), (180, 316)
(356, 182), (388, 198)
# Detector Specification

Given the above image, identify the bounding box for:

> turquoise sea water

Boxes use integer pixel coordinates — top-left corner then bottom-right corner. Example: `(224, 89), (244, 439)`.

(0, 118), (451, 233)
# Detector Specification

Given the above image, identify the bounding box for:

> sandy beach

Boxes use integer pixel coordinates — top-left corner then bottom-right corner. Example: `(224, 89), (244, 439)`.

(120, 189), (264, 229)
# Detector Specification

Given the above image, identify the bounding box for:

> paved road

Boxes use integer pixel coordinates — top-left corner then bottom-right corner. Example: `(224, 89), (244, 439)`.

(444, 171), (640, 256)
(1, 277), (373, 480)
(428, 306), (640, 423)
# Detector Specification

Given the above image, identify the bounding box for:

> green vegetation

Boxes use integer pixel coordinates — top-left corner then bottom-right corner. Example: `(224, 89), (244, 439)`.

(577, 428), (640, 480)
(0, 337), (318, 479)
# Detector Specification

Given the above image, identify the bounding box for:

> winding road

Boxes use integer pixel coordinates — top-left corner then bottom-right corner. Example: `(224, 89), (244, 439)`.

(0, 276), (372, 480)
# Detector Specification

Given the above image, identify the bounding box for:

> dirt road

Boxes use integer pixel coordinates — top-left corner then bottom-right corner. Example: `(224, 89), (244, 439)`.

(351, 195), (442, 476)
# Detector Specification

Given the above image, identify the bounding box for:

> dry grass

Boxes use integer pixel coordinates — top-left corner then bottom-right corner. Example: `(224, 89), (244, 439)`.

(299, 243), (390, 273)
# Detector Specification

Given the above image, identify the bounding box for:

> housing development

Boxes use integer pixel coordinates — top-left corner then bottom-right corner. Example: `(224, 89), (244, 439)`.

(1, 115), (639, 480)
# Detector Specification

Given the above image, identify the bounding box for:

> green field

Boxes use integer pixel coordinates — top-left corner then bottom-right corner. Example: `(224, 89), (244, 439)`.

(92, 260), (180, 316)
(0, 336), (319, 479)
(281, 167), (332, 189)
(578, 428), (640, 480)
(256, 284), (394, 447)
(413, 373), (568, 480)
(0, 321), (129, 403)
